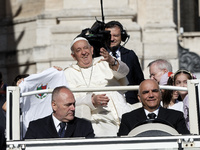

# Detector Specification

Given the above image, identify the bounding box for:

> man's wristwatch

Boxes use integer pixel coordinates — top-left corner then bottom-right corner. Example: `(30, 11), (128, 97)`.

(111, 58), (118, 66)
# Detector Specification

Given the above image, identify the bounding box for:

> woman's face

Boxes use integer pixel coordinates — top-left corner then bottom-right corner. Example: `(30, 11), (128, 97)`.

(171, 90), (179, 100)
(174, 73), (189, 96)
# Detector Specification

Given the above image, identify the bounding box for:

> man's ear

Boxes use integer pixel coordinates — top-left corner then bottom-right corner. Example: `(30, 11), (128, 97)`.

(163, 68), (168, 73)
(52, 101), (57, 111)
(91, 46), (94, 55)
(71, 53), (77, 61)
(138, 95), (141, 102)
(0, 82), (3, 88)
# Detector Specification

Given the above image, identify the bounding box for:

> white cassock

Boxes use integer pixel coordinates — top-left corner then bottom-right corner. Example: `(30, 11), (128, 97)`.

(64, 56), (139, 136)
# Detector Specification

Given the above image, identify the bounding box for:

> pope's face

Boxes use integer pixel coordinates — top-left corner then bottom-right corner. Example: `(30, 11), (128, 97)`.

(71, 40), (93, 68)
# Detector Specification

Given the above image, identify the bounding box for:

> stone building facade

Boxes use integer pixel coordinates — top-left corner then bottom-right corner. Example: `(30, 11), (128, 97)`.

(0, 0), (200, 85)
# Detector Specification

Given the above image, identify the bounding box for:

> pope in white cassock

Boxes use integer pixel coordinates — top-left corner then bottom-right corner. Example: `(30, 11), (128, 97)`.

(64, 37), (140, 136)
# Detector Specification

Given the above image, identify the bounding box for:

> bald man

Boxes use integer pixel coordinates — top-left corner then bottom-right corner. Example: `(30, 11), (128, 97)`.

(25, 86), (94, 139)
(118, 79), (190, 136)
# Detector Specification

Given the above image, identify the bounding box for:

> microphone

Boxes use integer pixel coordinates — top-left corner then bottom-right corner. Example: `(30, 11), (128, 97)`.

(121, 34), (130, 47)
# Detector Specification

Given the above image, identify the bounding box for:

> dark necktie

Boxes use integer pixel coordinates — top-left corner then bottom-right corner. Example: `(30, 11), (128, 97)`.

(58, 122), (66, 138)
(112, 51), (117, 58)
(148, 113), (156, 120)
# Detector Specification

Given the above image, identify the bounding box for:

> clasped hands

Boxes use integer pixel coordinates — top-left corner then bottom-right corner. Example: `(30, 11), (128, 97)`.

(92, 94), (110, 107)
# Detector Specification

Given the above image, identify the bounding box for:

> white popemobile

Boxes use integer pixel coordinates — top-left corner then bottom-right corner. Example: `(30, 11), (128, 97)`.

(6, 79), (200, 150)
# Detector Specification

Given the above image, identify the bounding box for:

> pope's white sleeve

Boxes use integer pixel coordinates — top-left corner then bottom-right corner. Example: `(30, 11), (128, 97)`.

(112, 60), (129, 80)
(74, 92), (96, 111)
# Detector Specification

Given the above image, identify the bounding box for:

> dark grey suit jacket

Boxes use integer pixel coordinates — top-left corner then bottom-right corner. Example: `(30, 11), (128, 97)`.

(25, 115), (95, 139)
(0, 125), (6, 150)
(119, 46), (144, 104)
(118, 107), (190, 136)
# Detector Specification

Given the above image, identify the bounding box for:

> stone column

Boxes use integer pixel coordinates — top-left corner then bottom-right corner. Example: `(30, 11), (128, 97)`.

(0, 0), (140, 84)
(136, 0), (179, 77)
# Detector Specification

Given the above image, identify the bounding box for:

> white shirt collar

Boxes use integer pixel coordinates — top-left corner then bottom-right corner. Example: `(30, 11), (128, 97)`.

(52, 114), (67, 132)
(144, 106), (160, 119)
(109, 48), (121, 60)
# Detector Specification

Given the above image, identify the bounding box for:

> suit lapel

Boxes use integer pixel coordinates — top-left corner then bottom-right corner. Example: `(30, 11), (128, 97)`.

(64, 119), (76, 137)
(129, 108), (147, 128)
(157, 107), (176, 128)
(157, 107), (167, 119)
(119, 47), (128, 62)
(136, 107), (147, 122)
(140, 108), (147, 120)
(46, 115), (59, 138)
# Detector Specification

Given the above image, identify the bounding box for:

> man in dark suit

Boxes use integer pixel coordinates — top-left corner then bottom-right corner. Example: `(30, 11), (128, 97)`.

(0, 125), (6, 150)
(118, 79), (190, 136)
(0, 72), (6, 130)
(25, 86), (95, 139)
(105, 21), (144, 104)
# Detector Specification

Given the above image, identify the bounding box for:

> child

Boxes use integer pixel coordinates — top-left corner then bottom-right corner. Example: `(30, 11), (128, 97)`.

(173, 70), (194, 130)
(162, 77), (183, 112)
